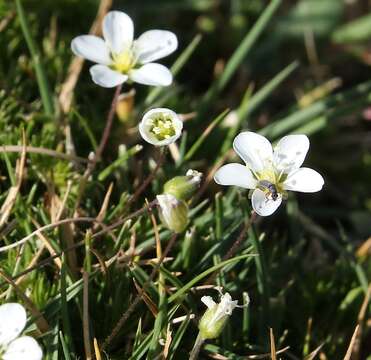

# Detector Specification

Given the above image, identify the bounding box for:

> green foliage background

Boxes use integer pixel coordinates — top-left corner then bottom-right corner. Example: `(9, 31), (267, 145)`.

(0, 0), (370, 359)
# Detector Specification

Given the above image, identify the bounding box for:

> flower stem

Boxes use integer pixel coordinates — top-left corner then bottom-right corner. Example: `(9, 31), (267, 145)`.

(95, 84), (122, 161)
(74, 84), (122, 213)
(189, 333), (204, 360)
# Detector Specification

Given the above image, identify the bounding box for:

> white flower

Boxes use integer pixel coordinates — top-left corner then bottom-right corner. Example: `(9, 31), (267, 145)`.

(0, 303), (43, 360)
(71, 11), (178, 88)
(139, 108), (182, 146)
(198, 291), (249, 339)
(214, 132), (324, 216)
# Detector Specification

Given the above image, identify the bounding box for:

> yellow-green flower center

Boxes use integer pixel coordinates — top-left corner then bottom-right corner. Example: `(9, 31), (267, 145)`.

(251, 162), (289, 199)
(111, 49), (136, 73)
(148, 114), (176, 141)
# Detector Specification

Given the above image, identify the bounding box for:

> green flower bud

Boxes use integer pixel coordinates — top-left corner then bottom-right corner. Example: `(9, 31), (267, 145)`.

(198, 291), (249, 340)
(163, 169), (202, 202)
(156, 194), (189, 233)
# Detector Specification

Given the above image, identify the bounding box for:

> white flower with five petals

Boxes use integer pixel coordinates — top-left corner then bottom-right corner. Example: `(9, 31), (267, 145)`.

(71, 11), (178, 88)
(214, 132), (324, 216)
(0, 303), (43, 360)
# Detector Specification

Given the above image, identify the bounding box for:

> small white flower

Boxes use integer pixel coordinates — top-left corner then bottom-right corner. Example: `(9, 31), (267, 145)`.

(139, 108), (183, 146)
(199, 291), (249, 339)
(214, 132), (324, 216)
(0, 303), (43, 360)
(71, 11), (178, 88)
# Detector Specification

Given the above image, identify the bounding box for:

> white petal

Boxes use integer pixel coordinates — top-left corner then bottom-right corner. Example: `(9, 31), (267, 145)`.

(283, 167), (324, 193)
(134, 30), (178, 64)
(89, 65), (128, 88)
(71, 35), (111, 65)
(3, 336), (42, 360)
(273, 135), (310, 173)
(233, 132), (273, 173)
(251, 188), (282, 216)
(129, 63), (172, 86)
(103, 11), (134, 54)
(214, 163), (257, 189)
(201, 296), (216, 309)
(219, 293), (238, 315)
(0, 303), (26, 345)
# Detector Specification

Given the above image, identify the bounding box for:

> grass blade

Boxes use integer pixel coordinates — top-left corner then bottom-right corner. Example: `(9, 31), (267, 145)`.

(201, 0), (282, 108)
(168, 254), (254, 303)
(15, 0), (54, 116)
(145, 34), (203, 106)
(183, 109), (229, 162)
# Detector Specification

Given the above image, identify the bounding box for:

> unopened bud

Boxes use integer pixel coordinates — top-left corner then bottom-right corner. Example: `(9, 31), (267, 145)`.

(156, 194), (188, 233)
(163, 169), (202, 202)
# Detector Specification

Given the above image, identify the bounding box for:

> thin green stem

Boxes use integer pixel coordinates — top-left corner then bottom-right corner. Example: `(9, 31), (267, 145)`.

(15, 0), (54, 116)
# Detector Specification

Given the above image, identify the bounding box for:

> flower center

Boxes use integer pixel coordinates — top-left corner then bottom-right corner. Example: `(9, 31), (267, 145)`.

(148, 114), (176, 141)
(111, 49), (136, 73)
(254, 165), (289, 200)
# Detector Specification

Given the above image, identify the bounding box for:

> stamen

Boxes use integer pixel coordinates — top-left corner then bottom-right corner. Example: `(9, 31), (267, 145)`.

(148, 114), (177, 141)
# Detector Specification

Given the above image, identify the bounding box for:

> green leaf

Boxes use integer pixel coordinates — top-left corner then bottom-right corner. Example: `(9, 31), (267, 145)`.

(168, 254), (255, 303)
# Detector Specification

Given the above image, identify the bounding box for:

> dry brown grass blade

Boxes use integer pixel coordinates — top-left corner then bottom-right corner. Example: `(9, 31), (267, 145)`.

(0, 133), (27, 227)
(343, 325), (360, 360)
(94, 182), (114, 230)
(90, 247), (108, 275)
(102, 233), (178, 349)
(148, 199), (162, 260)
(49, 183), (78, 277)
(245, 346), (290, 359)
(83, 272), (92, 360)
(358, 285), (371, 323)
(12, 245), (45, 292)
(270, 328), (277, 360)
(304, 344), (324, 360)
(42, 178), (75, 272)
(133, 278), (158, 317)
(0, 268), (49, 332)
(168, 142), (180, 163)
(0, 145), (88, 163)
(356, 237), (371, 259)
(93, 338), (102, 360)
(163, 324), (172, 359)
(60, 219), (78, 277)
(352, 284), (371, 360)
(0, 10), (15, 32)
(0, 216), (97, 253)
(31, 218), (62, 269)
(55, 180), (73, 222)
(58, 0), (113, 114)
